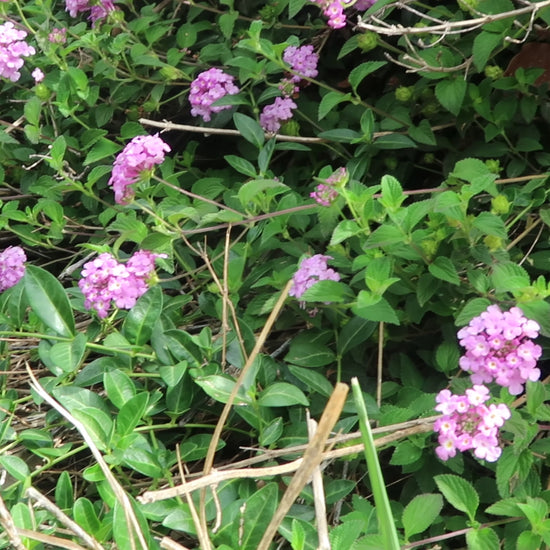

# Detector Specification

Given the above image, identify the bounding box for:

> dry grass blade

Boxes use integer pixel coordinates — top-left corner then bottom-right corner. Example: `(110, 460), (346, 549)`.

(14, 528), (90, 550)
(256, 382), (349, 550)
(199, 279), (293, 530)
(26, 363), (148, 550)
(307, 415), (330, 550)
(26, 486), (104, 550)
(0, 492), (26, 550)
(138, 418), (436, 503)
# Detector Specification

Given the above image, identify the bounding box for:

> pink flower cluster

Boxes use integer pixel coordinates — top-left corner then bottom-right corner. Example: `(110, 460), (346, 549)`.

(65, 0), (116, 26)
(78, 250), (166, 318)
(458, 305), (542, 395)
(189, 68), (240, 122)
(434, 385), (510, 462)
(283, 45), (319, 83)
(310, 167), (348, 206)
(310, 0), (376, 28)
(108, 134), (171, 204)
(289, 254), (340, 305)
(0, 22), (35, 82)
(0, 246), (26, 292)
(48, 28), (67, 45)
(260, 97), (297, 133)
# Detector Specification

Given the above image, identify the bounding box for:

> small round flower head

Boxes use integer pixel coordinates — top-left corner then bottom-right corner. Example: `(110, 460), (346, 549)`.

(65, 0), (89, 17)
(189, 68), (240, 122)
(354, 0), (377, 9)
(310, 168), (348, 206)
(289, 254), (341, 306)
(283, 45), (319, 83)
(89, 0), (116, 26)
(32, 68), (44, 83)
(78, 250), (166, 318)
(108, 133), (171, 204)
(260, 97), (297, 133)
(434, 384), (510, 462)
(0, 246), (26, 292)
(457, 305), (542, 395)
(0, 22), (35, 82)
(48, 28), (67, 44)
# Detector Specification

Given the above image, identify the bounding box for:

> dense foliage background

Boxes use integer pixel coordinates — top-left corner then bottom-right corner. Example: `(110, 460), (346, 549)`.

(1, 0), (550, 548)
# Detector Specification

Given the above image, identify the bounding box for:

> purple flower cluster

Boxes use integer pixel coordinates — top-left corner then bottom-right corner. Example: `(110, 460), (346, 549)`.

(0, 22), (35, 82)
(434, 385), (510, 462)
(0, 246), (26, 292)
(108, 134), (171, 204)
(260, 97), (297, 133)
(189, 68), (240, 122)
(458, 305), (542, 395)
(310, 167), (348, 206)
(283, 45), (319, 83)
(289, 254), (340, 305)
(310, 0), (376, 28)
(78, 250), (166, 318)
(65, 0), (116, 26)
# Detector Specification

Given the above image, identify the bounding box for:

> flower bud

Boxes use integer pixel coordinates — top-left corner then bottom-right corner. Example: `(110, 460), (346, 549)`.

(484, 65), (503, 80)
(357, 32), (378, 52)
(395, 86), (413, 102)
(491, 194), (511, 215)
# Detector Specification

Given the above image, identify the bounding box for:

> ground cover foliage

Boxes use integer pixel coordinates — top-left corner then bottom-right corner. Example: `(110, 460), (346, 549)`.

(2, 0), (550, 548)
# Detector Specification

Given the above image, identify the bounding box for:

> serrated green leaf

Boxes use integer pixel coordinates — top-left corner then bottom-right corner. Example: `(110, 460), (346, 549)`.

(300, 280), (350, 304)
(375, 134), (417, 150)
(435, 79), (467, 116)
(402, 493), (443, 540)
(473, 31), (503, 71)
(390, 440), (422, 466)
(491, 262), (530, 292)
(455, 297), (492, 326)
(466, 527), (500, 550)
(83, 138), (120, 165)
(353, 293), (400, 324)
(435, 474), (479, 521)
(428, 257), (460, 285)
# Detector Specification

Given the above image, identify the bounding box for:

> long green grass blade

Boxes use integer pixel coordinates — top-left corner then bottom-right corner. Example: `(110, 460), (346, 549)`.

(351, 377), (401, 550)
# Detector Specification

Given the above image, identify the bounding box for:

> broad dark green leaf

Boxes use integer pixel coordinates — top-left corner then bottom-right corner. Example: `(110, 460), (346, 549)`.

(435, 474), (479, 522)
(233, 112), (264, 148)
(24, 265), (75, 337)
(258, 382), (309, 407)
(402, 494), (443, 540)
(104, 369), (136, 410)
(117, 392), (149, 436)
(238, 483), (279, 550)
(122, 285), (163, 346)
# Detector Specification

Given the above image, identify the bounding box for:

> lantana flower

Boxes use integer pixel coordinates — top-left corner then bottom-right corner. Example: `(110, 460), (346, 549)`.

(458, 305), (542, 395)
(0, 22), (35, 82)
(189, 68), (240, 122)
(289, 254), (341, 306)
(78, 250), (166, 318)
(108, 133), (171, 204)
(0, 246), (26, 292)
(260, 97), (297, 133)
(434, 385), (510, 462)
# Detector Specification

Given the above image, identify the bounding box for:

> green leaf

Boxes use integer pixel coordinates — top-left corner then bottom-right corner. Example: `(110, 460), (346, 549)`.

(409, 119), (437, 145)
(428, 257), (460, 285)
(353, 293), (400, 324)
(107, 211), (148, 244)
(317, 128), (362, 143)
(375, 134), (417, 150)
(337, 316), (376, 356)
(258, 382), (309, 407)
(491, 262), (530, 292)
(402, 494), (443, 540)
(55, 471), (74, 510)
(300, 280), (350, 304)
(466, 527), (500, 550)
(330, 220), (362, 246)
(48, 333), (87, 373)
(318, 92), (352, 121)
(233, 112), (265, 148)
(390, 440), (422, 466)
(472, 212), (507, 238)
(517, 531), (543, 550)
(73, 498), (101, 535)
(285, 340), (336, 368)
(259, 416), (284, 446)
(349, 61), (386, 92)
(83, 138), (120, 165)
(288, 365), (333, 397)
(435, 79), (467, 116)
(238, 178), (288, 206)
(24, 265), (75, 337)
(123, 447), (163, 478)
(451, 157), (491, 182)
(238, 483), (279, 550)
(113, 496), (153, 550)
(379, 175), (404, 210)
(473, 31), (503, 71)
(72, 408), (113, 451)
(179, 433), (225, 461)
(116, 393), (148, 436)
(104, 369), (136, 410)
(122, 285), (163, 346)
(225, 154), (257, 177)
(24, 96), (42, 127)
(455, 297), (492, 326)
(0, 455), (30, 481)
(194, 374), (251, 405)
(434, 474), (479, 522)
(49, 136), (67, 171)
